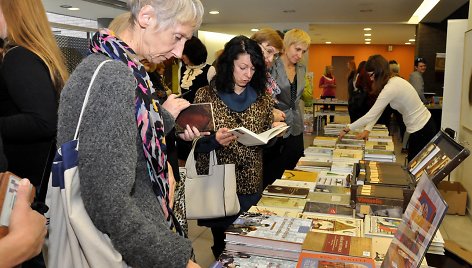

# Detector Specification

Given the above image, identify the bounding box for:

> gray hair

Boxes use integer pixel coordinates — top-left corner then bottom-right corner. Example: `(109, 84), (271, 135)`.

(128, 0), (204, 30)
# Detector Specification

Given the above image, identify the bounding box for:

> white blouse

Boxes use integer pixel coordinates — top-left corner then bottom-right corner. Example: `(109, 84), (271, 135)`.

(348, 76), (431, 133)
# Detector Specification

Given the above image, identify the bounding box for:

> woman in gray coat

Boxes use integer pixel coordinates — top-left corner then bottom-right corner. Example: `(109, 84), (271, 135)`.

(56, 0), (204, 267)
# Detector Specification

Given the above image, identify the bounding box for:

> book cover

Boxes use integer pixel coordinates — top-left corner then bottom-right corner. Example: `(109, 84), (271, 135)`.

(282, 170), (319, 182)
(381, 174), (448, 268)
(316, 171), (349, 186)
(372, 237), (394, 262)
(257, 196), (307, 210)
(248, 205), (302, 218)
(211, 250), (297, 268)
(297, 252), (375, 268)
(230, 124), (289, 146)
(307, 191), (351, 206)
(408, 143), (440, 175)
(273, 179), (317, 192)
(364, 215), (402, 238)
(225, 243), (301, 261)
(175, 103), (215, 133)
(298, 214), (363, 237)
(225, 212), (312, 252)
(356, 185), (405, 207)
(301, 232), (373, 258)
(263, 185), (310, 199)
(303, 202), (354, 218)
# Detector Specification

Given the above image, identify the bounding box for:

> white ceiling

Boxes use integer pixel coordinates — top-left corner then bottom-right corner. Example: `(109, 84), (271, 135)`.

(42, 0), (469, 44)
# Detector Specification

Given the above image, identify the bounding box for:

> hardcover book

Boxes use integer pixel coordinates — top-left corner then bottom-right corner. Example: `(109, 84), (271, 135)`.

(307, 191), (351, 206)
(257, 196), (307, 210)
(303, 202), (354, 218)
(263, 185), (310, 199)
(381, 174), (448, 268)
(225, 212), (312, 252)
(355, 185), (405, 208)
(298, 214), (363, 237)
(175, 103), (215, 133)
(301, 232), (373, 258)
(225, 242), (301, 261)
(229, 124), (289, 146)
(297, 252), (375, 268)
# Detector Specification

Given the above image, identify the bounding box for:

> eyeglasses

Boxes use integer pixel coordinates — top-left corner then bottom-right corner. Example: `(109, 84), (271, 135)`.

(260, 44), (280, 59)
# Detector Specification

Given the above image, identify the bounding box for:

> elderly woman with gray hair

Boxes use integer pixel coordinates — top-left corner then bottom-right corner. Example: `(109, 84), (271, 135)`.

(55, 0), (204, 267)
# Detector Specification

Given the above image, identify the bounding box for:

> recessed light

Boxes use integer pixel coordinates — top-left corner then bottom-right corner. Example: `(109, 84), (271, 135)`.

(60, 4), (72, 8)
(364, 33), (371, 37)
(251, 28), (259, 32)
(209, 10), (219, 15)
(365, 38), (371, 41)
(67, 7), (80, 11)
(364, 28), (372, 31)
(283, 10), (296, 13)
(365, 42), (371, 44)
(325, 41), (332, 44)
(409, 39), (416, 42)
(405, 42), (412, 45)
(360, 9), (373, 13)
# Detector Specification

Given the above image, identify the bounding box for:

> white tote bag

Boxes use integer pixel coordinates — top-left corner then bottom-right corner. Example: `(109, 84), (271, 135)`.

(45, 60), (129, 268)
(184, 139), (240, 219)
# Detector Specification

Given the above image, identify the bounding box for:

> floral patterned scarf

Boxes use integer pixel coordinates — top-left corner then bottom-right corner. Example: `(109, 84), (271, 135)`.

(90, 29), (183, 236)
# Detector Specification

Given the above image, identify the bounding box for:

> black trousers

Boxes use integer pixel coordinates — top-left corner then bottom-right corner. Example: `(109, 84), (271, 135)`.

(408, 117), (438, 163)
(262, 134), (304, 190)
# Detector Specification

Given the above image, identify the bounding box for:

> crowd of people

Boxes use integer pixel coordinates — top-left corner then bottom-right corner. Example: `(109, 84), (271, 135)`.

(0, 0), (438, 267)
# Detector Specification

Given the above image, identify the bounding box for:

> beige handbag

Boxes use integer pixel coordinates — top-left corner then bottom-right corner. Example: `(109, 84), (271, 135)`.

(184, 139), (240, 219)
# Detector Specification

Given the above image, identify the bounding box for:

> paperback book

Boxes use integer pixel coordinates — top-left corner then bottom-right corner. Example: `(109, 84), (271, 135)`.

(225, 212), (312, 253)
(257, 196), (307, 210)
(248, 205), (302, 218)
(263, 185), (310, 199)
(301, 232), (373, 258)
(364, 215), (402, 238)
(307, 191), (351, 206)
(272, 179), (317, 192)
(297, 252), (375, 268)
(303, 202), (354, 218)
(297, 214), (363, 237)
(282, 170), (319, 182)
(230, 124), (289, 146)
(211, 250), (297, 268)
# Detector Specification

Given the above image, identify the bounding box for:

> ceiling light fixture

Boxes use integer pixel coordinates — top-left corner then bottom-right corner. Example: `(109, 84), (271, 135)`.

(59, 4), (72, 8)
(282, 9), (296, 13)
(408, 0), (440, 24)
(405, 42), (412, 45)
(68, 7), (80, 11)
(364, 33), (371, 37)
(251, 28), (259, 32)
(325, 41), (332, 44)
(409, 39), (416, 42)
(365, 38), (371, 41)
(365, 42), (371, 44)
(209, 10), (219, 15)
(363, 28), (372, 31)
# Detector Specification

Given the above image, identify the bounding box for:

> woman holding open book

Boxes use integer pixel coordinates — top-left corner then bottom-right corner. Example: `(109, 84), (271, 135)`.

(339, 55), (437, 162)
(192, 35), (286, 258)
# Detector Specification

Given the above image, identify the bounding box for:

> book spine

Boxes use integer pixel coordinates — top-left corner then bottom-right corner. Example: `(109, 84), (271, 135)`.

(356, 196), (404, 207)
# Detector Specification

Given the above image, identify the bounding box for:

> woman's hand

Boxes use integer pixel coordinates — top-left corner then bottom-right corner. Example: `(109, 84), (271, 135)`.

(215, 128), (237, 146)
(355, 130), (370, 140)
(338, 128), (350, 139)
(0, 179), (47, 267)
(186, 260), (201, 268)
(161, 94), (190, 119)
(272, 122), (288, 137)
(177, 125), (210, 141)
(167, 163), (176, 209)
(272, 108), (286, 122)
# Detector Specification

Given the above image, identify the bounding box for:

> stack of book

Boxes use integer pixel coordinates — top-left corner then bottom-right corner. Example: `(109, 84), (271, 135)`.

(323, 123), (346, 135)
(224, 212), (312, 261)
(312, 136), (337, 149)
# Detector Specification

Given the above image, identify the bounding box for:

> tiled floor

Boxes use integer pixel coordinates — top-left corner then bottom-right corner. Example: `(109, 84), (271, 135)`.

(189, 113), (472, 267)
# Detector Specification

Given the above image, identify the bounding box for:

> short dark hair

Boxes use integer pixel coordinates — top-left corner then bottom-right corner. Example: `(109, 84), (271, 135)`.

(414, 57), (426, 67)
(182, 36), (208, 65)
(215, 35), (267, 95)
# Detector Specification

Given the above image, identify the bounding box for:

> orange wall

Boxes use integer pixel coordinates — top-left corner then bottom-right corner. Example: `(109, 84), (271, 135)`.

(308, 44), (416, 98)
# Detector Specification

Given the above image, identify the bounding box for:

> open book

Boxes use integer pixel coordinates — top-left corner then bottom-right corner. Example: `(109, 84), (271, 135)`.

(229, 124), (289, 146)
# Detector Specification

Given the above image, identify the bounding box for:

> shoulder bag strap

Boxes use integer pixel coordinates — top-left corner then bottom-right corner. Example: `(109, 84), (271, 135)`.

(73, 59), (113, 141)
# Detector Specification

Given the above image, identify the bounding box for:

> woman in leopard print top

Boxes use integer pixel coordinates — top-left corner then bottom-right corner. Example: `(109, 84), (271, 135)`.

(192, 35), (286, 258)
